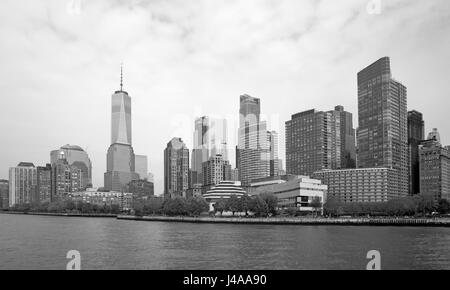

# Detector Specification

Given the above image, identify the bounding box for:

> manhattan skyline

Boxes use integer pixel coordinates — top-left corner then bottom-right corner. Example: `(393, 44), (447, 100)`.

(1, 0), (450, 195)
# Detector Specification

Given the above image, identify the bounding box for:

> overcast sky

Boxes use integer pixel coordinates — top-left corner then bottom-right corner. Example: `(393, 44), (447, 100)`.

(0, 0), (449, 195)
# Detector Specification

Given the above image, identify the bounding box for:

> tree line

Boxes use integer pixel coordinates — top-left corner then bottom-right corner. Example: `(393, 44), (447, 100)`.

(324, 195), (450, 217)
(6, 199), (121, 214)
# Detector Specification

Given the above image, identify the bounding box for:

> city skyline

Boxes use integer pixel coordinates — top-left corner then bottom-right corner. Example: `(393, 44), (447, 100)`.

(1, 1), (450, 195)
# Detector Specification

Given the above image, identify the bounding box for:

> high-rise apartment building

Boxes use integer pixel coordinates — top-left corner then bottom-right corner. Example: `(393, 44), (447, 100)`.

(286, 106), (355, 176)
(104, 68), (139, 191)
(8, 162), (37, 207)
(37, 164), (52, 203)
(237, 94), (270, 185)
(191, 116), (228, 186)
(0, 179), (9, 209)
(202, 154), (232, 187)
(51, 145), (92, 189)
(407, 110), (425, 195)
(419, 138), (450, 201)
(357, 57), (408, 198)
(164, 138), (190, 198)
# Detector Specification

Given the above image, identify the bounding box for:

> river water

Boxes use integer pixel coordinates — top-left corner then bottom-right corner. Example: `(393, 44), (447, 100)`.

(0, 214), (449, 270)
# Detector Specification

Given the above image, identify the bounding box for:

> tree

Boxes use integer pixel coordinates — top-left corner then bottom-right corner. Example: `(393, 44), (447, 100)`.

(310, 197), (322, 217)
(163, 197), (188, 216)
(437, 199), (450, 214)
(324, 197), (344, 217)
(213, 199), (227, 216)
(187, 197), (209, 216)
(251, 196), (269, 217)
(260, 192), (278, 216)
(144, 197), (163, 215)
(240, 195), (253, 216)
(226, 195), (240, 216)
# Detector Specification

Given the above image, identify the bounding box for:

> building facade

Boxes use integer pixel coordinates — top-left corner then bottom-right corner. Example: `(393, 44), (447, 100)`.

(267, 130), (283, 176)
(37, 164), (52, 203)
(128, 179), (154, 198)
(69, 189), (134, 211)
(237, 94), (270, 185)
(134, 155), (148, 180)
(8, 163), (37, 207)
(104, 72), (139, 191)
(51, 154), (83, 201)
(419, 139), (450, 201)
(51, 145), (92, 189)
(164, 138), (190, 198)
(250, 175), (327, 213)
(286, 106), (355, 176)
(357, 57), (408, 198)
(313, 168), (398, 203)
(407, 110), (425, 195)
(0, 179), (9, 209)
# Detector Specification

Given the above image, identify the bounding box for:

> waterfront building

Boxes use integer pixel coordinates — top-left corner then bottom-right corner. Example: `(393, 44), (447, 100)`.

(36, 164), (52, 203)
(69, 188), (134, 211)
(419, 139), (450, 201)
(51, 145), (92, 189)
(313, 168), (398, 203)
(408, 111), (425, 195)
(237, 94), (270, 185)
(286, 106), (355, 176)
(164, 137), (190, 198)
(51, 152), (83, 201)
(8, 162), (37, 207)
(191, 116), (228, 186)
(128, 179), (154, 198)
(134, 155), (148, 180)
(203, 181), (247, 211)
(0, 179), (8, 209)
(104, 68), (139, 191)
(250, 175), (327, 213)
(357, 57), (408, 198)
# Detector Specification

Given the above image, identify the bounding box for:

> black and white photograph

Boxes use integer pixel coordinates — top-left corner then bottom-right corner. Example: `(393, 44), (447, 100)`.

(0, 0), (449, 278)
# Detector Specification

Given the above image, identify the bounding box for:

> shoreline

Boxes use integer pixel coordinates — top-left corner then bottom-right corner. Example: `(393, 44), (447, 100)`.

(0, 211), (117, 218)
(2, 211), (450, 227)
(117, 215), (450, 227)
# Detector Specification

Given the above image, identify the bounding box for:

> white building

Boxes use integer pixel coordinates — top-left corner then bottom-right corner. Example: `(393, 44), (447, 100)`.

(203, 181), (247, 212)
(69, 188), (134, 211)
(250, 175), (328, 213)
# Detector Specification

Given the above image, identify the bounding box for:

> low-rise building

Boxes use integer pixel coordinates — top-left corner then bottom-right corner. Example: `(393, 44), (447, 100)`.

(313, 168), (399, 203)
(250, 175), (327, 213)
(203, 181), (247, 211)
(69, 188), (134, 211)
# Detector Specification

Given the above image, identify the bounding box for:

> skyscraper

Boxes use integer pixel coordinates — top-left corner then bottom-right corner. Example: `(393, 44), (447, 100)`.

(286, 107), (351, 176)
(37, 164), (52, 203)
(134, 155), (148, 180)
(407, 110), (425, 195)
(50, 145), (92, 189)
(0, 179), (9, 209)
(104, 67), (139, 191)
(8, 162), (37, 207)
(164, 138), (190, 198)
(191, 116), (228, 186)
(51, 152), (82, 201)
(237, 94), (270, 185)
(357, 57), (408, 197)
(267, 131), (282, 176)
(333, 105), (356, 169)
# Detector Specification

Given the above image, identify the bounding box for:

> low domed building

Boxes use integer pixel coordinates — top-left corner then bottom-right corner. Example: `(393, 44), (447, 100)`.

(203, 181), (247, 211)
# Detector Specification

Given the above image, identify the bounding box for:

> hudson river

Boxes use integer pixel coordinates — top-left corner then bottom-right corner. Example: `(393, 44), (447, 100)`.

(1, 214), (449, 270)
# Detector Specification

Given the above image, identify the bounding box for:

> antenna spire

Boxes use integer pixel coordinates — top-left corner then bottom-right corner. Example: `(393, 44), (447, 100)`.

(120, 63), (123, 91)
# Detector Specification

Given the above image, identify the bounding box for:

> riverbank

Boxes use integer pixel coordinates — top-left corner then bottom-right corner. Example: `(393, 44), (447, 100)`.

(117, 215), (450, 227)
(0, 211), (117, 218)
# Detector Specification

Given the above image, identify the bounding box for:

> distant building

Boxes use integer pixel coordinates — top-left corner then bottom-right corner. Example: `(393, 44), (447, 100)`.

(164, 138), (190, 198)
(8, 162), (37, 207)
(104, 69), (140, 191)
(237, 94), (270, 185)
(407, 111), (425, 195)
(267, 131), (283, 176)
(186, 184), (203, 199)
(134, 155), (148, 180)
(250, 175), (327, 214)
(357, 57), (408, 198)
(37, 164), (52, 203)
(128, 179), (154, 198)
(0, 180), (8, 209)
(231, 168), (239, 182)
(51, 144), (92, 190)
(51, 153), (83, 201)
(313, 168), (399, 203)
(427, 128), (441, 143)
(191, 116), (228, 186)
(69, 189), (133, 211)
(419, 139), (450, 202)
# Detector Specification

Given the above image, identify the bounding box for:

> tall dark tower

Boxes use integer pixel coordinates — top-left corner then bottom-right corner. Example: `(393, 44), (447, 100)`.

(408, 110), (425, 195)
(357, 57), (408, 198)
(104, 66), (139, 191)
